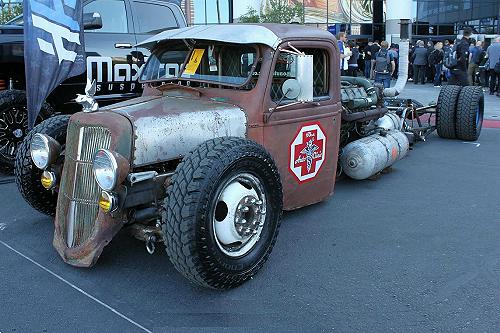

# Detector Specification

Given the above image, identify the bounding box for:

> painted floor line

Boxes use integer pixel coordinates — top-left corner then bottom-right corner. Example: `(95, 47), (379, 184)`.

(0, 240), (152, 333)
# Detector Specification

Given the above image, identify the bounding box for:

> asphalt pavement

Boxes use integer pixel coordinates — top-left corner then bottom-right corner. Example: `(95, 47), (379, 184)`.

(1, 87), (500, 332)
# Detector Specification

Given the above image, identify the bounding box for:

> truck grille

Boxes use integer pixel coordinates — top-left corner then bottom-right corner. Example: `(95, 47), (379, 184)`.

(60, 126), (111, 247)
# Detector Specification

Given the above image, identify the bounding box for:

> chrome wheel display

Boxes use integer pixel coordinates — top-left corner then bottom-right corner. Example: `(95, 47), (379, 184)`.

(0, 105), (28, 160)
(212, 173), (267, 257)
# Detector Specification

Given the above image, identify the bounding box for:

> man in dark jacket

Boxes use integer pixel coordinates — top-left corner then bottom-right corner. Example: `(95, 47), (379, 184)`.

(449, 28), (472, 86)
(412, 40), (428, 84)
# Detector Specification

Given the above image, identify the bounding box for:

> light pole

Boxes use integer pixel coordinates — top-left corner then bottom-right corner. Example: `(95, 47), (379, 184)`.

(349, 0), (352, 34)
(216, 0), (221, 24)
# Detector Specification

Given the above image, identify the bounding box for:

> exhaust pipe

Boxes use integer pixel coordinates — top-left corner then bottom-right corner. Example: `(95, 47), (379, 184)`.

(384, 19), (411, 97)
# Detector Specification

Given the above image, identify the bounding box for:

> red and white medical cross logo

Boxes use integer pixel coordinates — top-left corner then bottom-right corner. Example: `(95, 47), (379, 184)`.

(289, 123), (326, 182)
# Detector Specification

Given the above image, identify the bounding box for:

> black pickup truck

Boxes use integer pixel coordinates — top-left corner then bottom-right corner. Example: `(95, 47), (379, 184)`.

(0, 0), (186, 168)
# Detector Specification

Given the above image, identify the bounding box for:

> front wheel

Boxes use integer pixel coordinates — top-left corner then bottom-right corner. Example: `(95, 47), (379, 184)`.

(162, 137), (283, 289)
(14, 115), (70, 216)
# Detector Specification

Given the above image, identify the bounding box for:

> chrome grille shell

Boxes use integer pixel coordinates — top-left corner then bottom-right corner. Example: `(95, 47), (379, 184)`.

(53, 111), (132, 267)
(61, 126), (111, 247)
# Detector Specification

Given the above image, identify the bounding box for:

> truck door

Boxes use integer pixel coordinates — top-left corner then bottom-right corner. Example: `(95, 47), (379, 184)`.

(262, 42), (342, 210)
(131, 1), (186, 76)
(82, 0), (140, 103)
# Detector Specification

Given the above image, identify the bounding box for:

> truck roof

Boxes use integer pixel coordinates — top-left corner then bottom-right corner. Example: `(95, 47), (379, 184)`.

(136, 24), (336, 50)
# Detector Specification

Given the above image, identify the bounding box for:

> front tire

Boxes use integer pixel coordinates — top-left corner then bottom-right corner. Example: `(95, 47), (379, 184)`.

(162, 137), (283, 289)
(14, 115), (70, 216)
(0, 90), (54, 169)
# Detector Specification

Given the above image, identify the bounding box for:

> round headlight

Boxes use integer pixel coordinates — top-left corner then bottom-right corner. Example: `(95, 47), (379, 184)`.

(30, 134), (50, 169)
(93, 149), (118, 191)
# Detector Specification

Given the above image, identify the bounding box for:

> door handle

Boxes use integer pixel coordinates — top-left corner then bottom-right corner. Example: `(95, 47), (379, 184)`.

(115, 43), (132, 49)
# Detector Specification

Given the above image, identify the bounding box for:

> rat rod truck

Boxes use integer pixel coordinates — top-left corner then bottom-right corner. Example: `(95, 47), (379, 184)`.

(15, 24), (484, 289)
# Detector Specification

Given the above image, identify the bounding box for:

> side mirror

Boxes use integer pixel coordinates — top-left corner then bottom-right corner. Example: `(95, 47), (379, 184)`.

(295, 54), (314, 102)
(282, 79), (301, 99)
(83, 12), (103, 30)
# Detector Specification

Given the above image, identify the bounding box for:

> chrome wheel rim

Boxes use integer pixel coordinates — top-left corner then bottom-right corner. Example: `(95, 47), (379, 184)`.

(0, 105), (28, 160)
(212, 173), (267, 258)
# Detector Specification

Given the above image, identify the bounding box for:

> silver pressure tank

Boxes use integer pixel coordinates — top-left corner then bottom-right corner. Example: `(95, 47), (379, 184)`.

(340, 130), (409, 180)
(374, 113), (402, 131)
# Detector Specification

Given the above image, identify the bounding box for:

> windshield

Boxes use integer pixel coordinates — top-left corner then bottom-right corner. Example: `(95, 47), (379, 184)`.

(140, 41), (259, 88)
(6, 15), (23, 25)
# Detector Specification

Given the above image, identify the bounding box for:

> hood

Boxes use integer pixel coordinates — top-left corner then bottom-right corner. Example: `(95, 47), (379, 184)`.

(102, 94), (247, 166)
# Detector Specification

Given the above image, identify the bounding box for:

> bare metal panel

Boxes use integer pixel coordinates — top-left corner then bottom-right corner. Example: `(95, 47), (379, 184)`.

(128, 105), (247, 166)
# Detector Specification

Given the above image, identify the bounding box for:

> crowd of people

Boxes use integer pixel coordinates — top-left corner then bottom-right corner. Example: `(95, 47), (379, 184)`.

(337, 29), (500, 96)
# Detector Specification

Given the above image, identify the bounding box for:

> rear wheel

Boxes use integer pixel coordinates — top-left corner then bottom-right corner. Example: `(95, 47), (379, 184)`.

(14, 115), (69, 216)
(162, 137), (283, 289)
(0, 90), (53, 169)
(436, 85), (462, 139)
(455, 86), (484, 141)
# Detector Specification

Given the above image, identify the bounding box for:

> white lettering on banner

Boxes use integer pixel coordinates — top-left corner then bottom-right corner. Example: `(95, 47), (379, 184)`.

(32, 13), (81, 63)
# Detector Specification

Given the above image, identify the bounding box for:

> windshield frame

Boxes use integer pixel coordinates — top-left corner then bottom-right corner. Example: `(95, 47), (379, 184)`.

(139, 40), (261, 89)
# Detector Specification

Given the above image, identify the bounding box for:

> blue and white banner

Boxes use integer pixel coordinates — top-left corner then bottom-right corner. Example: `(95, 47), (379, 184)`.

(24, 0), (85, 128)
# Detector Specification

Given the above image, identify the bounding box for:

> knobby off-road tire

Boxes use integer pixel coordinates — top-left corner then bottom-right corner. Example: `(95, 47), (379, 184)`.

(14, 115), (70, 216)
(455, 86), (484, 141)
(436, 85), (462, 139)
(162, 137), (283, 289)
(0, 90), (54, 169)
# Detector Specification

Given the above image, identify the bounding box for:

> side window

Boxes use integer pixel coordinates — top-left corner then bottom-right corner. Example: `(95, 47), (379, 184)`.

(84, 0), (128, 33)
(270, 48), (329, 102)
(132, 2), (178, 34)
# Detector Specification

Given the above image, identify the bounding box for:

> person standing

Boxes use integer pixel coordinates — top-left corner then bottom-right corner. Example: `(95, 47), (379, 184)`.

(412, 40), (428, 84)
(388, 44), (399, 79)
(374, 41), (395, 88)
(426, 41), (435, 83)
(364, 41), (373, 78)
(429, 42), (444, 87)
(442, 40), (452, 81)
(347, 41), (360, 77)
(486, 37), (500, 96)
(468, 41), (484, 85)
(337, 32), (351, 76)
(370, 40), (380, 79)
(449, 28), (472, 86)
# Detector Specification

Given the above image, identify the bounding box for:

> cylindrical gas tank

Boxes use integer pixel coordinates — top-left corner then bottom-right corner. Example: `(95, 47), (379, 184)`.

(375, 113), (402, 131)
(340, 130), (409, 180)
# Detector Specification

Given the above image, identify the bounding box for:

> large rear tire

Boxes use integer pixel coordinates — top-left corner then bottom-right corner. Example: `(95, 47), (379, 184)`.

(436, 85), (462, 139)
(0, 90), (54, 170)
(14, 115), (70, 216)
(455, 86), (484, 141)
(162, 137), (283, 289)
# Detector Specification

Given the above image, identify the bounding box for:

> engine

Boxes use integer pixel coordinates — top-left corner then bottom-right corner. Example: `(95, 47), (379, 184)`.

(339, 76), (410, 180)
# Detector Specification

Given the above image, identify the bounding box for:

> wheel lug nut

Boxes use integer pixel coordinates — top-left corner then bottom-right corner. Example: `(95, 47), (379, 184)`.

(241, 206), (249, 212)
(256, 200), (262, 205)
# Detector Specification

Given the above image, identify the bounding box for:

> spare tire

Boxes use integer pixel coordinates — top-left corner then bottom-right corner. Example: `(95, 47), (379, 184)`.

(14, 115), (70, 216)
(436, 85), (462, 139)
(455, 86), (484, 141)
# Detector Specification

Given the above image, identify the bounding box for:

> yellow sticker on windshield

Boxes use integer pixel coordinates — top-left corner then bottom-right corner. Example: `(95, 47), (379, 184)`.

(183, 48), (205, 75)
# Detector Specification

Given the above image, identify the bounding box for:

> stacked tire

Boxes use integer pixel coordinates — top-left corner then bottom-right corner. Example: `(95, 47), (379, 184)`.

(436, 85), (484, 141)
